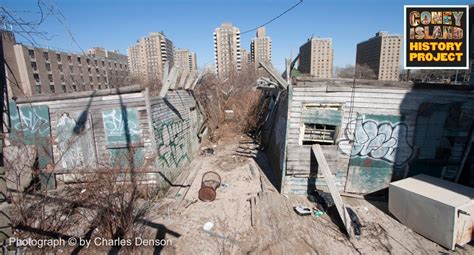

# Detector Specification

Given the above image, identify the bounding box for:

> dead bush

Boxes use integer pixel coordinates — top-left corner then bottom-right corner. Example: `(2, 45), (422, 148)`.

(7, 144), (156, 252)
(195, 66), (262, 141)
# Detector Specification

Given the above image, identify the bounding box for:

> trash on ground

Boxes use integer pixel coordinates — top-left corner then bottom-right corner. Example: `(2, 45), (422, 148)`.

(294, 205), (312, 216)
(347, 207), (362, 236)
(201, 147), (215, 156)
(203, 221), (214, 231)
(198, 171), (221, 202)
(313, 209), (325, 218)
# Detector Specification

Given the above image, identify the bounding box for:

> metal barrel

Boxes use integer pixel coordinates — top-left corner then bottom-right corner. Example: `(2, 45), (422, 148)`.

(198, 171), (221, 202)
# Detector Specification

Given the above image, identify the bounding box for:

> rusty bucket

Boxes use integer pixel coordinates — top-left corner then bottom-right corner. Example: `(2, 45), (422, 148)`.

(198, 171), (221, 202)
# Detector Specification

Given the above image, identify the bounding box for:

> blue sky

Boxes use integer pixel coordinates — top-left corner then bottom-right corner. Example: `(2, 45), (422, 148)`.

(3, 0), (471, 71)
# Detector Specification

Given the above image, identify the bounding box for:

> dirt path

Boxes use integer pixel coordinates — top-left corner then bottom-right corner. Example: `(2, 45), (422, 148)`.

(142, 135), (471, 254)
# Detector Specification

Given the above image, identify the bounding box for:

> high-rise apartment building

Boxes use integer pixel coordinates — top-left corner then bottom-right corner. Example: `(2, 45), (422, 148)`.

(240, 49), (252, 69)
(298, 37), (333, 79)
(1, 30), (129, 97)
(213, 23), (241, 77)
(128, 32), (174, 84)
(250, 27), (272, 65)
(174, 49), (197, 73)
(356, 31), (402, 81)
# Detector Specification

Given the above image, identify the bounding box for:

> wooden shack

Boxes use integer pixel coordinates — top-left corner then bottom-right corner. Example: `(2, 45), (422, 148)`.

(263, 78), (474, 195)
(7, 86), (204, 189)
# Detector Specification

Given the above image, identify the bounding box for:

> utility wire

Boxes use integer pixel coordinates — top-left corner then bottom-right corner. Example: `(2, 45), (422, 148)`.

(240, 0), (303, 35)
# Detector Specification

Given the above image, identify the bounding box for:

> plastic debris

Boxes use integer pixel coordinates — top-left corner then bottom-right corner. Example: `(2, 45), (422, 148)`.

(294, 205), (312, 216)
(313, 209), (325, 218)
(203, 222), (214, 231)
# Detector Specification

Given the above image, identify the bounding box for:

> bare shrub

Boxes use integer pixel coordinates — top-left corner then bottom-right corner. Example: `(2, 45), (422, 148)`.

(7, 142), (156, 251)
(195, 66), (261, 141)
(355, 64), (376, 79)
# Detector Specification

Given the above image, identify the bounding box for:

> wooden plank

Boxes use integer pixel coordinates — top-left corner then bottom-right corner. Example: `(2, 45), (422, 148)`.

(184, 70), (197, 90)
(259, 61), (288, 90)
(312, 144), (353, 238)
(16, 85), (143, 103)
(144, 87), (157, 150)
(159, 64), (176, 98)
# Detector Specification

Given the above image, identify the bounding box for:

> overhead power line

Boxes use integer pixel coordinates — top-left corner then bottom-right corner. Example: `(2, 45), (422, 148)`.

(240, 0), (303, 35)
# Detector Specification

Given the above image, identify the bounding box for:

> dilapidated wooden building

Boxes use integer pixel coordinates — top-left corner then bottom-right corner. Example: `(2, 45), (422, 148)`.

(263, 78), (474, 195)
(6, 85), (204, 190)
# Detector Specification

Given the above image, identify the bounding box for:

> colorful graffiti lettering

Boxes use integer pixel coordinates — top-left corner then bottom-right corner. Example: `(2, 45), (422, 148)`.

(155, 120), (190, 168)
(338, 115), (413, 167)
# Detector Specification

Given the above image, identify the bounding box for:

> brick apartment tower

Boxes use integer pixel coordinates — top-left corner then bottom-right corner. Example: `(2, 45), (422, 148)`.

(250, 27), (272, 65)
(213, 23), (241, 78)
(174, 49), (197, 73)
(298, 37), (334, 79)
(1, 30), (129, 97)
(356, 31), (402, 81)
(128, 32), (174, 84)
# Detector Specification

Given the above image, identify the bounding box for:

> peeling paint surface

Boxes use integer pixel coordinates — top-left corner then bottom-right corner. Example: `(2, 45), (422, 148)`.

(56, 112), (96, 170)
(343, 114), (410, 193)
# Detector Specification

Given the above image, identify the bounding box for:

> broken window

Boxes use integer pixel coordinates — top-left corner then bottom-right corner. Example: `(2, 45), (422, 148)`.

(300, 103), (342, 145)
(302, 123), (337, 145)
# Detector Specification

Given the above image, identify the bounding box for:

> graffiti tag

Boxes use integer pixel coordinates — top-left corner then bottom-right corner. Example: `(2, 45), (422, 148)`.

(102, 108), (140, 145)
(338, 116), (413, 166)
(11, 105), (50, 136)
(155, 120), (190, 168)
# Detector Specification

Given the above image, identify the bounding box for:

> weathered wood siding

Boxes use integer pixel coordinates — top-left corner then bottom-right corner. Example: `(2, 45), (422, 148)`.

(8, 88), (203, 191)
(148, 90), (203, 192)
(15, 91), (153, 170)
(150, 90), (202, 170)
(282, 81), (474, 195)
(261, 91), (288, 191)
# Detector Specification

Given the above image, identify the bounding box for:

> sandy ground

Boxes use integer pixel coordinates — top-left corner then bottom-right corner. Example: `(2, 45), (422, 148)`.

(140, 135), (474, 254)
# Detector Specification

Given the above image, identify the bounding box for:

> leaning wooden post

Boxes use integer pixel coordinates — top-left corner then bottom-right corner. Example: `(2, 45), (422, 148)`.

(312, 144), (353, 238)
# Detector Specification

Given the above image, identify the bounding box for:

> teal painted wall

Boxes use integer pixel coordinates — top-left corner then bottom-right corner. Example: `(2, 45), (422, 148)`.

(339, 114), (413, 193)
(9, 101), (52, 169)
(102, 108), (141, 147)
(102, 107), (144, 168)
